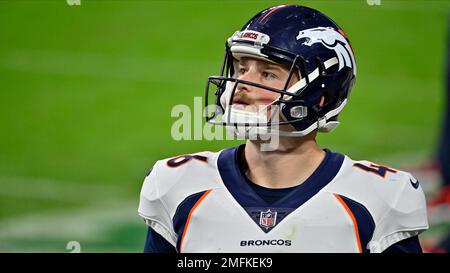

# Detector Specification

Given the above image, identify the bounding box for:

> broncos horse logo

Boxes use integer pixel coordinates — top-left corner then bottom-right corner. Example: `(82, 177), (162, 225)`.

(296, 27), (356, 75)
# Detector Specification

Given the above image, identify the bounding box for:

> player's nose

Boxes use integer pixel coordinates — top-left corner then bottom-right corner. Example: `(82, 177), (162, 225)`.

(236, 70), (256, 93)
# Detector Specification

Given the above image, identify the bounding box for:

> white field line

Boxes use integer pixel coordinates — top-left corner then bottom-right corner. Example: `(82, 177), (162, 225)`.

(0, 200), (141, 244)
(0, 175), (124, 202)
(0, 175), (144, 252)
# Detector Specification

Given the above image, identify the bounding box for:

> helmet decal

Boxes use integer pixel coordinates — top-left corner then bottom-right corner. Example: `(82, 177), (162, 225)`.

(296, 27), (356, 75)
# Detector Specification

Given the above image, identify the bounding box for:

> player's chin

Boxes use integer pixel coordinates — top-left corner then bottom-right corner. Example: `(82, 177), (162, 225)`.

(232, 103), (257, 112)
(233, 101), (276, 112)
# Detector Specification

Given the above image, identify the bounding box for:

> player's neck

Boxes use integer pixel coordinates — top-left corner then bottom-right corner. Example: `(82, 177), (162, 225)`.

(242, 134), (326, 189)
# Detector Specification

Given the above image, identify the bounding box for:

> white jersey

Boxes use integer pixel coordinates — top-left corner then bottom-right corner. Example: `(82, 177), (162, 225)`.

(138, 145), (428, 253)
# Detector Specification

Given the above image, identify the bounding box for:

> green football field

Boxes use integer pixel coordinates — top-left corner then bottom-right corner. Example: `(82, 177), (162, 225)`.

(0, 0), (449, 252)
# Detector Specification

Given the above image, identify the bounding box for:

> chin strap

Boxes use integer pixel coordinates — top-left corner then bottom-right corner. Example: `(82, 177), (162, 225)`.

(279, 99), (347, 137)
(225, 99), (347, 138)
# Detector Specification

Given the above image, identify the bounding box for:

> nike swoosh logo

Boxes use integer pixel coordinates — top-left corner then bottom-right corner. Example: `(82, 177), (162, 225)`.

(410, 178), (420, 189)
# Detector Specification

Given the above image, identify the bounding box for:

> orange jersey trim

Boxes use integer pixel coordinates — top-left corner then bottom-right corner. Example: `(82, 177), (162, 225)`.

(179, 189), (212, 252)
(333, 193), (363, 253)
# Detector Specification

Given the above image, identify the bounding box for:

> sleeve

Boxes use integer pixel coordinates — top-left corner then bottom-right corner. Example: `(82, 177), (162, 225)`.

(382, 235), (423, 253)
(138, 162), (178, 247)
(144, 227), (177, 253)
(368, 174), (429, 253)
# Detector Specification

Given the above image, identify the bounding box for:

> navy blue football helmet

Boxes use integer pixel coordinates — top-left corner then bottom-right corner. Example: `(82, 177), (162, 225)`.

(205, 4), (356, 137)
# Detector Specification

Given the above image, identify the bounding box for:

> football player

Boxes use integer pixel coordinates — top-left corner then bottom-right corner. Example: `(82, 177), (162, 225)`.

(138, 5), (428, 253)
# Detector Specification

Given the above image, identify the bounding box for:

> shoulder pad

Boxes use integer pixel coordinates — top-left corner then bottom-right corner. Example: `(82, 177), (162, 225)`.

(137, 150), (221, 246)
(329, 157), (429, 252)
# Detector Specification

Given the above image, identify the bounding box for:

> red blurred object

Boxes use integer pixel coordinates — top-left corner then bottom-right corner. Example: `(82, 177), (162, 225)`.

(421, 237), (448, 253)
(427, 184), (450, 208)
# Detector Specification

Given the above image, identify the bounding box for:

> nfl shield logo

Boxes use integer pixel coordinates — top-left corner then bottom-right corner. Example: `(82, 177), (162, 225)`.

(259, 209), (277, 229)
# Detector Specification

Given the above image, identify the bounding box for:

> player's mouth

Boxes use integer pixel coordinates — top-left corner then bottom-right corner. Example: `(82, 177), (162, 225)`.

(232, 96), (252, 110)
(232, 96), (276, 111)
(233, 99), (248, 104)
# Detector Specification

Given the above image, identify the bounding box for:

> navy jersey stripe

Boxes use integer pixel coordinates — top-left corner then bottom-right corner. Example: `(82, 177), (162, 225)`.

(335, 194), (375, 253)
(172, 190), (210, 252)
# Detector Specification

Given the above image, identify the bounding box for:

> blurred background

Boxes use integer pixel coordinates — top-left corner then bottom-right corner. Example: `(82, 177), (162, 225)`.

(0, 0), (449, 252)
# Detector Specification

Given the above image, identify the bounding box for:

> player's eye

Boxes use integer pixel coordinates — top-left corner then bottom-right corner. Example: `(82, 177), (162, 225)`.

(236, 67), (247, 76)
(262, 71), (277, 80)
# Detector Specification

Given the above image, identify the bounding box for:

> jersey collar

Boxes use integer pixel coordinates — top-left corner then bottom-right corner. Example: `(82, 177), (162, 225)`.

(217, 144), (344, 232)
